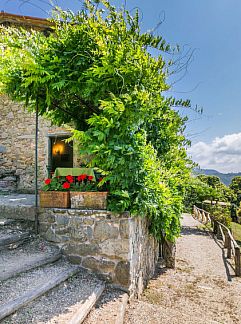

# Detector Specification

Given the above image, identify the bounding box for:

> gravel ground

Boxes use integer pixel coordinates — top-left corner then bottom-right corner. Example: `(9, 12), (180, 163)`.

(125, 214), (241, 324)
(0, 238), (60, 279)
(0, 259), (76, 305)
(84, 287), (126, 324)
(2, 270), (103, 324)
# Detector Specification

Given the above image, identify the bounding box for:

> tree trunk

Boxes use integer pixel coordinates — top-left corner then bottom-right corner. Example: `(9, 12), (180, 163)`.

(163, 239), (176, 268)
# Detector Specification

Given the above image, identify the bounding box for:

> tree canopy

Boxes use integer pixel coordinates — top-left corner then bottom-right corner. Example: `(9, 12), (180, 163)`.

(230, 176), (241, 205)
(0, 0), (193, 241)
(196, 175), (233, 202)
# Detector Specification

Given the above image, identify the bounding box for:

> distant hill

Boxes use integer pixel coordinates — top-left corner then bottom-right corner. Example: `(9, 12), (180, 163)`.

(193, 169), (241, 186)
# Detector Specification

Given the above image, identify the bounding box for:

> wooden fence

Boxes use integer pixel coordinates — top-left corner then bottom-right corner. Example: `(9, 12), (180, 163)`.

(193, 205), (241, 276)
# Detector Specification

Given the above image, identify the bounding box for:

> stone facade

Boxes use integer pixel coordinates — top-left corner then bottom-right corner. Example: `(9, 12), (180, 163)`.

(0, 95), (76, 193)
(38, 208), (159, 297)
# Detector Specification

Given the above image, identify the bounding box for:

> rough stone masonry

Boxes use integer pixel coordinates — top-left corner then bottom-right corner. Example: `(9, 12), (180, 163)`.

(38, 208), (159, 298)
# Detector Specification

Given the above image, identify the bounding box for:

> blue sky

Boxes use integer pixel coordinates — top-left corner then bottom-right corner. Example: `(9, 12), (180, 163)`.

(2, 0), (241, 172)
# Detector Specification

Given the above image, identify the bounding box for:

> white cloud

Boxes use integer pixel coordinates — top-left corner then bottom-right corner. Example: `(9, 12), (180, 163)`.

(188, 132), (241, 173)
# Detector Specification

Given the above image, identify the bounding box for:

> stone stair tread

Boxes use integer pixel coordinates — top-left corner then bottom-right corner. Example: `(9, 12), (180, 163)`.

(0, 219), (34, 232)
(0, 219), (16, 226)
(0, 230), (31, 249)
(0, 259), (81, 321)
(0, 238), (61, 281)
(1, 269), (104, 324)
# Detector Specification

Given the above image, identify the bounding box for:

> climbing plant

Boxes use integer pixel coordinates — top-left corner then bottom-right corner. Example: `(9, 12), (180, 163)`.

(0, 0), (193, 241)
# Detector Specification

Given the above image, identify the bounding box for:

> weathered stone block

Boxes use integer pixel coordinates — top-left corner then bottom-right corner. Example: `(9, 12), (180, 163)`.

(120, 219), (130, 239)
(83, 218), (95, 225)
(55, 226), (70, 235)
(69, 227), (88, 241)
(52, 209), (68, 214)
(93, 222), (119, 242)
(38, 223), (49, 233)
(44, 228), (62, 243)
(82, 257), (99, 271)
(115, 261), (130, 287)
(100, 239), (129, 259)
(98, 258), (116, 273)
(56, 215), (70, 226)
(82, 256), (115, 274)
(63, 243), (99, 256)
(67, 255), (82, 264)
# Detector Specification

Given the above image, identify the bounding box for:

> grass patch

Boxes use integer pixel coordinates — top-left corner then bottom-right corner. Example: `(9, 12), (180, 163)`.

(197, 222), (213, 232)
(144, 288), (162, 305)
(231, 222), (241, 246)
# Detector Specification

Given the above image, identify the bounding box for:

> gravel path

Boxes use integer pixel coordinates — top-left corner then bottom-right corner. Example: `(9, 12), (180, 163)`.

(84, 287), (126, 324)
(125, 213), (241, 324)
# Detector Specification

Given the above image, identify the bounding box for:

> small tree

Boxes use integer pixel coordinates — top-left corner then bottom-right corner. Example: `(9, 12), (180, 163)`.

(0, 0), (192, 241)
(183, 176), (216, 212)
(230, 176), (241, 205)
(197, 175), (233, 202)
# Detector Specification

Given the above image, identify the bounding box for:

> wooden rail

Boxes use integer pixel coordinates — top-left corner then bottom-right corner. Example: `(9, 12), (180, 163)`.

(193, 205), (241, 276)
(193, 205), (211, 224)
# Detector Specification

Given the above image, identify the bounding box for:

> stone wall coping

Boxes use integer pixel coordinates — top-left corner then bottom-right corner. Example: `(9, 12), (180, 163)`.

(38, 208), (130, 218)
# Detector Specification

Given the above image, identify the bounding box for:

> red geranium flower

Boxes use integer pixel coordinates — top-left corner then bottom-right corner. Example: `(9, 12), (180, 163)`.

(66, 175), (74, 183)
(77, 174), (87, 181)
(62, 182), (70, 189)
(88, 175), (94, 181)
(44, 178), (51, 185)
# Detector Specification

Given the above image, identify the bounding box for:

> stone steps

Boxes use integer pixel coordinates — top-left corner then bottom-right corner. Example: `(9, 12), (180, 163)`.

(0, 216), (34, 251)
(0, 238), (62, 281)
(0, 230), (32, 250)
(0, 264), (105, 323)
(0, 194), (36, 221)
(0, 219), (16, 226)
(0, 259), (81, 321)
(0, 215), (106, 323)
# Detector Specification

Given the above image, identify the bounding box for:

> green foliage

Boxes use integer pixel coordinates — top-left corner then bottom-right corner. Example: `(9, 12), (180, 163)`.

(0, 0), (193, 241)
(210, 205), (231, 228)
(231, 222), (241, 246)
(183, 176), (217, 212)
(196, 175), (234, 202)
(230, 176), (241, 205)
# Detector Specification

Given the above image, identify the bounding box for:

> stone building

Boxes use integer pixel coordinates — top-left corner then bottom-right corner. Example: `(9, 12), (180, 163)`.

(0, 12), (80, 193)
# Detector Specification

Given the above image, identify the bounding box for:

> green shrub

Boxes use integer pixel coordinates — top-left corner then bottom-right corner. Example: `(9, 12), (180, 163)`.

(210, 205), (231, 228)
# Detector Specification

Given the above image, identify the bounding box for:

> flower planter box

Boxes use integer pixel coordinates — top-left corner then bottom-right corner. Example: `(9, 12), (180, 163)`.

(70, 191), (108, 210)
(39, 191), (70, 208)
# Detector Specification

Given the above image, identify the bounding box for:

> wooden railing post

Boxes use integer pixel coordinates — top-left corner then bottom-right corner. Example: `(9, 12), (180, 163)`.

(224, 230), (229, 248)
(193, 206), (196, 218)
(235, 247), (241, 276)
(213, 221), (218, 235)
(216, 224), (221, 240)
(227, 235), (232, 259)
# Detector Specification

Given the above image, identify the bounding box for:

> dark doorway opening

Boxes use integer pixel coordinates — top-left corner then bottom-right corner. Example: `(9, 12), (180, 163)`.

(48, 136), (73, 175)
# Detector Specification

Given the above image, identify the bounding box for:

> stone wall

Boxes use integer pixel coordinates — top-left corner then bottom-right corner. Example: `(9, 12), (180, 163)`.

(38, 208), (159, 297)
(0, 95), (76, 193)
(0, 95), (46, 192)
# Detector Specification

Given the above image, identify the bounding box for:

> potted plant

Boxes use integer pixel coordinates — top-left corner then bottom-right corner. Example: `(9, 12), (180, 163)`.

(70, 174), (108, 210)
(39, 176), (74, 208)
(39, 174), (108, 209)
